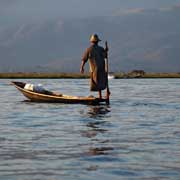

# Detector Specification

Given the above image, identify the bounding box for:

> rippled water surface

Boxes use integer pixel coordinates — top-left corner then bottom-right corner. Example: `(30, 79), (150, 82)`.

(0, 79), (180, 180)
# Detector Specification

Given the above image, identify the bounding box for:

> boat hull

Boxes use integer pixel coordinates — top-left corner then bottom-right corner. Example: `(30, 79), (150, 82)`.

(11, 81), (107, 105)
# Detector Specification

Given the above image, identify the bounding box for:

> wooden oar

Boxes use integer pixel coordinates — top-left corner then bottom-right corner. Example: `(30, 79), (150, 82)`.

(105, 41), (111, 105)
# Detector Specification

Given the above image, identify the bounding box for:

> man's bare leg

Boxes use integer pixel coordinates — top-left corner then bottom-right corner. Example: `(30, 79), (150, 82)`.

(98, 90), (102, 99)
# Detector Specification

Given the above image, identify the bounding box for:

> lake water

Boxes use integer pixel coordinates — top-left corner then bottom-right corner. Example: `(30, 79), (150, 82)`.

(0, 79), (180, 180)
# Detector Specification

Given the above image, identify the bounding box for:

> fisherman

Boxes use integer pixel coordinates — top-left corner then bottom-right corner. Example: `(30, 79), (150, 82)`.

(80, 34), (108, 99)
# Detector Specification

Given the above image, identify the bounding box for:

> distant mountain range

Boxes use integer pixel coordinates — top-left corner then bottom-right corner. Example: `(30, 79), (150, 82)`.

(0, 5), (180, 72)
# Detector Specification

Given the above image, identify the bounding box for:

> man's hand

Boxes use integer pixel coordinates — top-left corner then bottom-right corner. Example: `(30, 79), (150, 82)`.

(80, 66), (84, 74)
(80, 61), (86, 74)
(80, 61), (85, 74)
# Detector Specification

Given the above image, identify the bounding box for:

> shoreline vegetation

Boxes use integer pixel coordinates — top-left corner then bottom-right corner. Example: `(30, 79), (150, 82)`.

(0, 71), (180, 79)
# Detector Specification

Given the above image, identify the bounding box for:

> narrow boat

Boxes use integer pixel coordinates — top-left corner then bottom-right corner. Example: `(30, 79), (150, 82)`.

(11, 81), (108, 105)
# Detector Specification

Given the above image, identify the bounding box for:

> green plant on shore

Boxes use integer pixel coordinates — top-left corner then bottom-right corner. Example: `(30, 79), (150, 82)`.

(0, 72), (180, 79)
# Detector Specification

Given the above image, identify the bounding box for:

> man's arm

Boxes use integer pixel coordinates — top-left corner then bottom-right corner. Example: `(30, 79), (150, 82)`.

(80, 61), (86, 74)
(80, 48), (89, 74)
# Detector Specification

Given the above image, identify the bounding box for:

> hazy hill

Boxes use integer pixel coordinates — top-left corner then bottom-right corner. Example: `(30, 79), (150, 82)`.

(0, 6), (180, 72)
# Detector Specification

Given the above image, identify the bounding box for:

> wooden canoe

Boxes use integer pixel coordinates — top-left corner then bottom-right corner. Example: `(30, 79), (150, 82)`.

(11, 81), (108, 105)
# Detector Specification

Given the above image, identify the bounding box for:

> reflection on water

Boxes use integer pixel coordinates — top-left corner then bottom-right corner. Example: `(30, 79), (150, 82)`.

(80, 105), (111, 138)
(81, 105), (110, 137)
(87, 105), (111, 119)
(87, 147), (114, 156)
(81, 105), (114, 158)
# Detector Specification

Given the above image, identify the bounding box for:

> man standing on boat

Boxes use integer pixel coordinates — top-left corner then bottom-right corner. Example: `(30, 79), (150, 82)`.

(80, 34), (108, 99)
